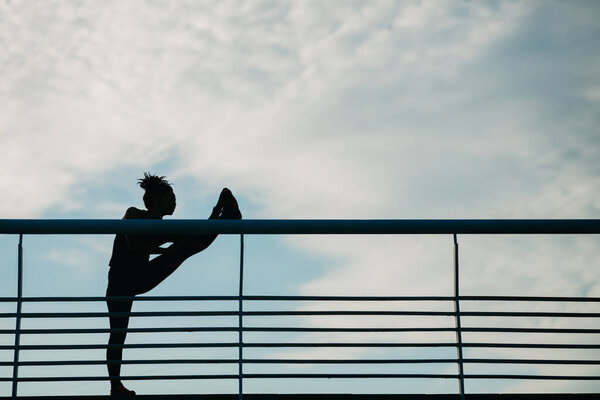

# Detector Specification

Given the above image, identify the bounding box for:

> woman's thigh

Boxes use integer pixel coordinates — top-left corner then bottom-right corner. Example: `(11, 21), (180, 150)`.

(106, 268), (135, 328)
(107, 242), (205, 295)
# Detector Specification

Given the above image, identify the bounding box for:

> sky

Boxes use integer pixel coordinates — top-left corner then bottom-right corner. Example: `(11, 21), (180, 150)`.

(1, 0), (599, 396)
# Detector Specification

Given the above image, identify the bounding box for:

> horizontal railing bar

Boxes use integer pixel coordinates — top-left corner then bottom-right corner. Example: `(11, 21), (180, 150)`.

(0, 359), (240, 366)
(463, 343), (600, 349)
(245, 359), (457, 364)
(3, 326), (597, 335)
(244, 343), (457, 348)
(246, 295), (599, 302)
(464, 359), (600, 365)
(248, 311), (600, 317)
(0, 311), (455, 318)
(460, 311), (600, 318)
(0, 327), (239, 335)
(461, 296), (600, 302)
(244, 327), (457, 332)
(462, 327), (600, 334)
(1, 295), (597, 302)
(1, 342), (459, 350)
(464, 374), (600, 380)
(3, 310), (599, 319)
(0, 296), (238, 302)
(243, 311), (456, 316)
(1, 375), (240, 382)
(2, 374), (462, 382)
(245, 374), (459, 379)
(1, 218), (599, 234)
(0, 295), (600, 303)
(243, 296), (455, 301)
(0, 343), (238, 350)
(7, 342), (597, 351)
(0, 327), (457, 335)
(3, 358), (599, 368)
(245, 342), (600, 349)
(245, 374), (600, 380)
(0, 358), (460, 367)
(4, 373), (600, 382)
(0, 311), (238, 318)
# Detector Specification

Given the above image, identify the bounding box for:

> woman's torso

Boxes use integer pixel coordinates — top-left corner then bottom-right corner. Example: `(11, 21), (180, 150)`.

(108, 208), (162, 268)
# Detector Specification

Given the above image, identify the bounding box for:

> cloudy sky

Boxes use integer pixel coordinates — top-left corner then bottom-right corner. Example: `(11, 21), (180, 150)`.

(1, 0), (599, 396)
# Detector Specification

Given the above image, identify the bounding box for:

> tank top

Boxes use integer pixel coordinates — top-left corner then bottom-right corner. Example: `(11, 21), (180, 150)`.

(108, 233), (149, 268)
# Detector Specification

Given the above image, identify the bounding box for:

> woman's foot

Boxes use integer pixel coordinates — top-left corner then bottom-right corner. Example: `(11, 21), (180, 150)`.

(219, 188), (242, 219)
(111, 383), (136, 397)
(221, 196), (242, 219)
(216, 188), (232, 209)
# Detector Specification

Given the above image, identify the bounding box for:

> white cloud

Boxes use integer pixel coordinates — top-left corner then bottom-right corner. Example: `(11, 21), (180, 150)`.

(2, 0), (596, 219)
(583, 86), (600, 103)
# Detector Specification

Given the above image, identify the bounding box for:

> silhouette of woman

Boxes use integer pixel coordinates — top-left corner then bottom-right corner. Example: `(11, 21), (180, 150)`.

(106, 173), (241, 397)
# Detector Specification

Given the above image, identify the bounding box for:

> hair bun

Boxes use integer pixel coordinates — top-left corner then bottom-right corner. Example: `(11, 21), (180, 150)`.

(138, 172), (172, 191)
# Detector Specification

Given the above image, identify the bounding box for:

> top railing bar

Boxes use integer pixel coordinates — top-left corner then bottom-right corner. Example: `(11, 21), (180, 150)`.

(0, 219), (599, 235)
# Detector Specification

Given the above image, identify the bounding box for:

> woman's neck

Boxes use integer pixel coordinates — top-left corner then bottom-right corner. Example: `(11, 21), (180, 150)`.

(145, 209), (165, 219)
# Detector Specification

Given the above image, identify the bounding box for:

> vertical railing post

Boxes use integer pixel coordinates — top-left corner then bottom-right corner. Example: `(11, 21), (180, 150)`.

(12, 234), (24, 400)
(453, 234), (466, 399)
(238, 234), (245, 400)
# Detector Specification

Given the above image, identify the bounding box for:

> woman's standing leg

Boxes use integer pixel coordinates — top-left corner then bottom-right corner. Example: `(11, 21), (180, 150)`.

(106, 285), (134, 392)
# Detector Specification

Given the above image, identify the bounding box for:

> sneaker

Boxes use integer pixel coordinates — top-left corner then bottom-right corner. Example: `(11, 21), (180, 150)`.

(110, 383), (136, 397)
(217, 188), (231, 209)
(220, 190), (242, 219)
(221, 197), (242, 219)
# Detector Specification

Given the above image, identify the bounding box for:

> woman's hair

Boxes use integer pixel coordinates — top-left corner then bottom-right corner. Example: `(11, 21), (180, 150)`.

(138, 172), (173, 208)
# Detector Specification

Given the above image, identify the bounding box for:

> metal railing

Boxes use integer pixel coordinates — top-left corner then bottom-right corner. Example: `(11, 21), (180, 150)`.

(0, 219), (599, 399)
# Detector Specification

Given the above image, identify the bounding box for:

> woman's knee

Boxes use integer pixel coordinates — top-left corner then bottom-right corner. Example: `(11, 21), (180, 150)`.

(108, 330), (127, 343)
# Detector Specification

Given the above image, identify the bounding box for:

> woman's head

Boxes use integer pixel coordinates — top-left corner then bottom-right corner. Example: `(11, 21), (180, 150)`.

(138, 172), (176, 215)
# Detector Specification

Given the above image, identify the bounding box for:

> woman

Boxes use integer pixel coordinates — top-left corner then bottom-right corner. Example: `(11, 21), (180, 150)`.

(106, 173), (241, 397)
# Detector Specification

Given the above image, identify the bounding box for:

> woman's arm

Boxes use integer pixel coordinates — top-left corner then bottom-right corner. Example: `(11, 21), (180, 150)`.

(123, 208), (168, 254)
